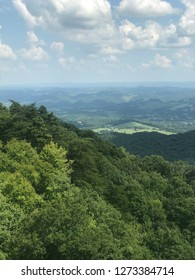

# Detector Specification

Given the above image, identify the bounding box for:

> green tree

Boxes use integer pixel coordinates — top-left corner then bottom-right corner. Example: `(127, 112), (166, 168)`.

(0, 192), (24, 259)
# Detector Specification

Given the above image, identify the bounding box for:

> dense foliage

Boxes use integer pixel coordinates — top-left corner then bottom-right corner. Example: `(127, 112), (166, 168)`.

(0, 102), (194, 260)
(109, 131), (195, 164)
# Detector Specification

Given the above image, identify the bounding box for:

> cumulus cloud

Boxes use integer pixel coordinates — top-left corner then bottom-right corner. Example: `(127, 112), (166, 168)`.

(179, 0), (195, 35)
(119, 20), (160, 48)
(12, 0), (194, 67)
(13, 0), (112, 30)
(0, 26), (16, 60)
(143, 53), (172, 68)
(54, 0), (112, 29)
(58, 56), (77, 69)
(13, 0), (115, 45)
(21, 45), (48, 61)
(121, 38), (135, 50)
(27, 31), (38, 44)
(51, 42), (64, 53)
(20, 31), (48, 61)
(100, 45), (124, 55)
(12, 0), (42, 27)
(58, 57), (66, 67)
(174, 49), (194, 68)
(117, 0), (178, 17)
(153, 54), (172, 68)
(0, 44), (17, 60)
(119, 19), (192, 50)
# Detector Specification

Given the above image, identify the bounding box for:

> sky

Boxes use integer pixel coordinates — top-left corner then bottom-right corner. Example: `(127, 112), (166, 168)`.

(0, 0), (195, 85)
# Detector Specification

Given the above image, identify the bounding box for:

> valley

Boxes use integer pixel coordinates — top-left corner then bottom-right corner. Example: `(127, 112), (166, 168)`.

(1, 84), (195, 135)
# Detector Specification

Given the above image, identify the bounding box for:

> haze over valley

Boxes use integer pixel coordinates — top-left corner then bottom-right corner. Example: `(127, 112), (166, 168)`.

(1, 84), (195, 134)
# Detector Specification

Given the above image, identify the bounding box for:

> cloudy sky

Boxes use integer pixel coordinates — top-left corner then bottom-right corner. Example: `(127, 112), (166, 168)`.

(0, 0), (195, 85)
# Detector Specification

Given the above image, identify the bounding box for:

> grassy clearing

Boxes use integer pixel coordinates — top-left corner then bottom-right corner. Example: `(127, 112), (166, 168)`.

(94, 122), (174, 135)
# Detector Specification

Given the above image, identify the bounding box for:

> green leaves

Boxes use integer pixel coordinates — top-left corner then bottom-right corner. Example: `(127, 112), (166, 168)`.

(0, 172), (41, 210)
(0, 192), (24, 259)
(41, 142), (71, 172)
(0, 103), (194, 260)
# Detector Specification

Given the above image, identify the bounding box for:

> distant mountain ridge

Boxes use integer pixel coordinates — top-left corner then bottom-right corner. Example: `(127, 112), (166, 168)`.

(1, 86), (195, 132)
(110, 130), (195, 163)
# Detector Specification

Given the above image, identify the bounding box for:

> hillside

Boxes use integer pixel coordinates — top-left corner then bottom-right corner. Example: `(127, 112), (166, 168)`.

(1, 85), (195, 133)
(0, 102), (194, 260)
(109, 130), (195, 164)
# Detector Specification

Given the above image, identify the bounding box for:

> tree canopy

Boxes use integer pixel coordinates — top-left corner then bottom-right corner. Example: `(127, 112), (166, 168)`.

(0, 102), (194, 259)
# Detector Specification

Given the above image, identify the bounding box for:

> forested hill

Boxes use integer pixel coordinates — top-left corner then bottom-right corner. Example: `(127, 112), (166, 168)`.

(109, 130), (195, 163)
(0, 102), (194, 260)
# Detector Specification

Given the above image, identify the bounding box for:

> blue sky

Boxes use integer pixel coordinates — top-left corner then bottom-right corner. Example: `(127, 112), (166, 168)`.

(0, 0), (195, 85)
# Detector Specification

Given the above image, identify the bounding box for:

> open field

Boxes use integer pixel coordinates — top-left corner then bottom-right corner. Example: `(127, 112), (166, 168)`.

(93, 121), (174, 135)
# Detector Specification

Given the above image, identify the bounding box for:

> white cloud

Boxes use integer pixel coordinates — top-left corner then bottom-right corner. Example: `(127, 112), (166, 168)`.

(0, 44), (17, 60)
(12, 0), (42, 27)
(174, 49), (194, 68)
(51, 42), (64, 53)
(121, 38), (135, 50)
(162, 36), (192, 47)
(26, 31), (45, 47)
(154, 54), (172, 68)
(119, 19), (192, 50)
(157, 23), (192, 47)
(55, 0), (112, 29)
(27, 31), (38, 44)
(119, 20), (160, 48)
(100, 45), (123, 55)
(179, 0), (195, 35)
(144, 54), (172, 68)
(21, 46), (48, 61)
(13, 0), (112, 30)
(11, 0), (195, 76)
(58, 56), (76, 68)
(13, 0), (115, 47)
(19, 31), (47, 61)
(0, 26), (17, 61)
(117, 0), (178, 17)
(153, 54), (172, 68)
(58, 57), (65, 67)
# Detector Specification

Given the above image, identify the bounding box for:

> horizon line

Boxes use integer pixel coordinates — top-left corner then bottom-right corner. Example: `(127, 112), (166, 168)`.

(1, 81), (195, 88)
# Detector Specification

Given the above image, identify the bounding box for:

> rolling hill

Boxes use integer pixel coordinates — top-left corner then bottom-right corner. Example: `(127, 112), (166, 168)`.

(109, 130), (195, 163)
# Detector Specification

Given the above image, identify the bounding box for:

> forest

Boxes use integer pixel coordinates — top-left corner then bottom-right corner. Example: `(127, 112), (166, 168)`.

(0, 102), (194, 259)
(109, 130), (195, 164)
